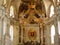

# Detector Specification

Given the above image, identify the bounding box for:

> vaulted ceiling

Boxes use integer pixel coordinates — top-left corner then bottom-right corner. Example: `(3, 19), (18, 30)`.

(0, 0), (57, 24)
(17, 0), (50, 24)
(0, 0), (58, 25)
(0, 0), (56, 16)
(8, 0), (55, 17)
(18, 0), (45, 14)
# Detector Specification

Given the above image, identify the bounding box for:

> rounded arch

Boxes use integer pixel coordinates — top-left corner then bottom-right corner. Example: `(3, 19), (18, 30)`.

(10, 6), (14, 18)
(9, 25), (13, 41)
(51, 25), (55, 44)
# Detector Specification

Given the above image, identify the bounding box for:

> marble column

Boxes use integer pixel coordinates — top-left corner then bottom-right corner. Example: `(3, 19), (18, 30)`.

(21, 25), (23, 44)
(4, 17), (11, 45)
(45, 23), (51, 45)
(54, 17), (59, 45)
(40, 26), (43, 45)
(54, 4), (60, 45)
(0, 18), (3, 45)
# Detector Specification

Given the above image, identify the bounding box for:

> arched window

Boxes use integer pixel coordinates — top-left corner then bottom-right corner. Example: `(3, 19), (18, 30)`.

(10, 25), (13, 41)
(4, 0), (6, 5)
(10, 6), (14, 18)
(58, 21), (60, 35)
(51, 25), (55, 44)
(57, 0), (59, 2)
(50, 5), (54, 17)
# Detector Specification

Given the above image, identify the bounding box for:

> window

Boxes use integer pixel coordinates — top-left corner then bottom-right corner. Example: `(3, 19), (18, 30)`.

(57, 0), (60, 2)
(10, 6), (14, 18)
(4, 0), (6, 5)
(51, 25), (55, 44)
(50, 5), (54, 17)
(57, 0), (60, 5)
(58, 21), (60, 35)
(10, 25), (13, 41)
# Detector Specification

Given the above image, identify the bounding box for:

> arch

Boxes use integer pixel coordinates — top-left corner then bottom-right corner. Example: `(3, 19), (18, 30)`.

(51, 25), (55, 44)
(50, 5), (54, 17)
(9, 25), (13, 41)
(10, 6), (14, 18)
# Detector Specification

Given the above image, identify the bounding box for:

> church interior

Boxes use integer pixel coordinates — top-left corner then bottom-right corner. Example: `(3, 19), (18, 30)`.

(0, 0), (60, 45)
